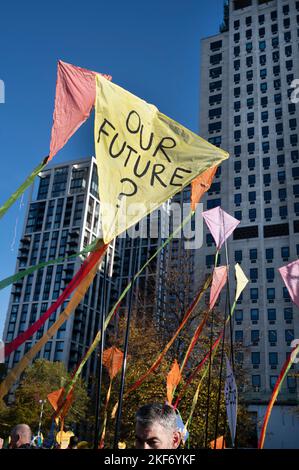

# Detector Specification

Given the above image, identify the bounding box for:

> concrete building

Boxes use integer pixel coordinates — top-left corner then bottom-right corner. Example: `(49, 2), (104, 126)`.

(197, 0), (299, 447)
(3, 156), (173, 395)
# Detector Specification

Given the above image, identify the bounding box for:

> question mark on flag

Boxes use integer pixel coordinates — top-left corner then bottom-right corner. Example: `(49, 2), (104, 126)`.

(116, 178), (138, 208)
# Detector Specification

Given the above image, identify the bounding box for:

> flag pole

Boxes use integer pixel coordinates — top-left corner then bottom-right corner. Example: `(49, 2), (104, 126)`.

(114, 236), (137, 448)
(93, 252), (108, 449)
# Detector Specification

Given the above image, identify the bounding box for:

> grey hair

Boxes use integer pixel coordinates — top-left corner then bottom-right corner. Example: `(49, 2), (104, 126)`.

(11, 424), (32, 440)
(136, 403), (178, 432)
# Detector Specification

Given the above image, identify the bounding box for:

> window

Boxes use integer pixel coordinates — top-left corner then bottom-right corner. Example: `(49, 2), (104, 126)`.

(248, 158), (255, 170)
(210, 67), (222, 79)
(252, 375), (261, 389)
(261, 96), (268, 108)
(234, 115), (241, 127)
(234, 161), (241, 173)
(235, 309), (243, 324)
(247, 112), (254, 124)
(248, 142), (255, 154)
(275, 108), (282, 119)
(285, 46), (292, 58)
(259, 27), (265, 38)
(234, 101), (241, 112)
(234, 145), (241, 157)
(262, 126), (269, 138)
(295, 203), (299, 215)
(250, 268), (258, 282)
(248, 127), (254, 139)
(278, 170), (285, 183)
(235, 250), (242, 263)
(251, 352), (260, 366)
(234, 60), (240, 71)
(260, 68), (267, 79)
(251, 330), (259, 345)
(276, 123), (283, 134)
(247, 83), (253, 95)
(271, 11), (277, 21)
(234, 46), (240, 57)
(291, 135), (298, 146)
(277, 155), (285, 167)
(264, 208), (272, 221)
(234, 210), (242, 221)
(268, 330), (277, 346)
(209, 81), (222, 92)
(246, 29), (252, 39)
(290, 119), (297, 130)
(284, 31), (291, 43)
(234, 19), (240, 29)
(248, 191), (256, 203)
(260, 82), (267, 93)
(251, 309), (259, 322)
(209, 108), (222, 119)
(266, 268), (275, 282)
(287, 377), (297, 393)
(269, 352), (278, 367)
(265, 248), (273, 262)
(234, 177), (241, 189)
(234, 130), (241, 141)
(264, 190), (271, 203)
(272, 37), (279, 49)
(248, 175), (255, 186)
(280, 206), (288, 219)
(247, 70), (253, 81)
(270, 376), (278, 389)
(283, 287), (290, 302)
(286, 60), (293, 72)
(249, 208), (256, 221)
(282, 4), (289, 15)
(283, 18), (290, 29)
(250, 249), (257, 262)
(246, 42), (252, 53)
(267, 288), (275, 302)
(210, 40), (222, 52)
(285, 329), (294, 346)
(261, 111), (268, 122)
(292, 150), (299, 163)
(247, 56), (253, 68)
(273, 51), (279, 63)
(234, 73), (240, 84)
(235, 330), (243, 344)
(268, 310), (276, 326)
(284, 308), (293, 322)
(210, 53), (222, 65)
(259, 41), (266, 52)
(251, 288), (258, 301)
(264, 174), (271, 186)
(234, 194), (242, 206)
(246, 16), (252, 27)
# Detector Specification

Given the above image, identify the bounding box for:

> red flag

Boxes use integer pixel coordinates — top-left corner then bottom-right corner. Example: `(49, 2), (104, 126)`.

(49, 60), (112, 160)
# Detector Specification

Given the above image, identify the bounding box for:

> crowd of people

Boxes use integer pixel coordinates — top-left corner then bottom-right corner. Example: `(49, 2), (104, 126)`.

(0, 403), (183, 449)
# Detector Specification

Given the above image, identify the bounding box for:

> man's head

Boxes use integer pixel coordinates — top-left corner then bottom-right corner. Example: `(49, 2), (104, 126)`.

(10, 424), (32, 449)
(135, 403), (181, 449)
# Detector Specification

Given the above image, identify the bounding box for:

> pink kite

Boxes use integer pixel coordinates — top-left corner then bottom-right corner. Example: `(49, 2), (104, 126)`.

(202, 207), (240, 250)
(278, 259), (299, 308)
(209, 266), (228, 310)
(49, 60), (112, 160)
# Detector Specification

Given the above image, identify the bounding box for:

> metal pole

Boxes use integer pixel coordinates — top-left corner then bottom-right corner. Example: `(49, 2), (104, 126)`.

(93, 252), (108, 449)
(114, 237), (137, 448)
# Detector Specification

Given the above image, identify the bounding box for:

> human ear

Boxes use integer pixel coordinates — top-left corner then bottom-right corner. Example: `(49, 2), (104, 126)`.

(173, 431), (181, 449)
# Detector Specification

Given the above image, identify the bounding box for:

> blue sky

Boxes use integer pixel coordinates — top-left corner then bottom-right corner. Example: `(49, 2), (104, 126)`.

(0, 0), (224, 335)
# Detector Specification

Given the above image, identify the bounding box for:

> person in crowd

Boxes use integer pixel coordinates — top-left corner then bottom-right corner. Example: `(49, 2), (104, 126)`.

(135, 403), (181, 449)
(67, 435), (79, 449)
(10, 424), (32, 449)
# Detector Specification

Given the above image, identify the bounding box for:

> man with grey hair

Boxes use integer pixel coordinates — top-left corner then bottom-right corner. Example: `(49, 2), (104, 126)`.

(135, 403), (181, 449)
(10, 424), (32, 449)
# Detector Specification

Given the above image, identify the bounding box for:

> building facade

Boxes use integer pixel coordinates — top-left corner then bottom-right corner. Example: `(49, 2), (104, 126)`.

(197, 0), (299, 447)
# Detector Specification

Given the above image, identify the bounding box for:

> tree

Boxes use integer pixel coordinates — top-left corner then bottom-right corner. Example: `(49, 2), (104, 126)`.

(0, 359), (90, 438)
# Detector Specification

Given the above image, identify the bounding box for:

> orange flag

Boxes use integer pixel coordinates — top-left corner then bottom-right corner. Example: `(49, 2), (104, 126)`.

(191, 166), (218, 210)
(47, 388), (64, 411)
(210, 435), (226, 449)
(103, 346), (124, 380)
(167, 360), (182, 404)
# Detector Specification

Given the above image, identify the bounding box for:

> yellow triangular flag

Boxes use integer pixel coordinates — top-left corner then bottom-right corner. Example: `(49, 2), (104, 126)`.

(94, 74), (229, 243)
(235, 263), (249, 301)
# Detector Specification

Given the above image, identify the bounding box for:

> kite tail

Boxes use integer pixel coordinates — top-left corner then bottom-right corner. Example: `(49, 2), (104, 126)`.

(258, 344), (299, 449)
(0, 157), (49, 220)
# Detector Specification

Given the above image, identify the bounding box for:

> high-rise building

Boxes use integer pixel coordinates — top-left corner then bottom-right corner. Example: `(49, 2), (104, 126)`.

(3, 157), (118, 392)
(3, 156), (172, 397)
(197, 0), (299, 447)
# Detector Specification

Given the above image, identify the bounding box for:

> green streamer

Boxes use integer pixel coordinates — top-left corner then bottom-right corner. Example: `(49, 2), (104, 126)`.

(0, 238), (99, 291)
(64, 211), (195, 397)
(0, 159), (48, 220)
